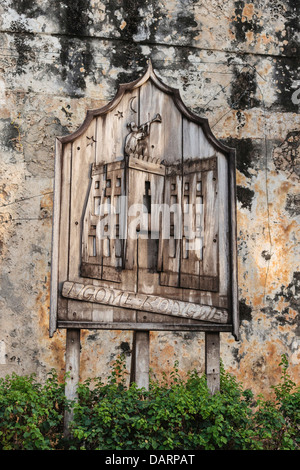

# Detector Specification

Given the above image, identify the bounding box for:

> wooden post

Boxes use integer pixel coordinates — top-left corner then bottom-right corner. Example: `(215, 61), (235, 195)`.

(64, 329), (81, 436)
(130, 330), (150, 390)
(205, 332), (220, 395)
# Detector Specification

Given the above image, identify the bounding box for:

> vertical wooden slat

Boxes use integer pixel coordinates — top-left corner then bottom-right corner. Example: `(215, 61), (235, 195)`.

(182, 119), (215, 159)
(68, 121), (96, 281)
(125, 168), (147, 270)
(217, 152), (229, 297)
(95, 90), (139, 164)
(205, 332), (220, 395)
(50, 138), (62, 336)
(131, 331), (150, 390)
(202, 169), (218, 279)
(64, 329), (81, 436)
(229, 149), (239, 340)
(180, 171), (200, 286)
(159, 170), (182, 286)
(139, 80), (182, 164)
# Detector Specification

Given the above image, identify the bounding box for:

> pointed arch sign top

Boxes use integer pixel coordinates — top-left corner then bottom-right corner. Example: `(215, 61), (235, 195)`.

(58, 60), (233, 156)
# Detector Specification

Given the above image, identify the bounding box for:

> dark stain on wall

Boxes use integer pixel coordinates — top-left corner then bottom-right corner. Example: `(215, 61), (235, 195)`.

(0, 118), (21, 151)
(224, 138), (261, 178)
(261, 250), (272, 261)
(272, 57), (299, 113)
(10, 21), (35, 75)
(229, 67), (260, 110)
(117, 0), (143, 41)
(110, 43), (148, 86)
(239, 299), (253, 323)
(272, 131), (300, 178)
(267, 272), (300, 334)
(56, 0), (91, 37)
(275, 0), (299, 57)
(285, 194), (300, 217)
(87, 333), (100, 342)
(59, 38), (95, 96)
(230, 0), (263, 44)
(11, 0), (43, 17)
(119, 341), (131, 356)
(237, 186), (255, 211)
(175, 9), (198, 34)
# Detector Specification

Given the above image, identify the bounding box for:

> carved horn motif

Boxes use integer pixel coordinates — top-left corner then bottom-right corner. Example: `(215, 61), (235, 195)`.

(124, 113), (162, 158)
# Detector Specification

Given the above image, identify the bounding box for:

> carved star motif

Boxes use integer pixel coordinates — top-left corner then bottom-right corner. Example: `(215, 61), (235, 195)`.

(115, 110), (123, 119)
(86, 136), (96, 147)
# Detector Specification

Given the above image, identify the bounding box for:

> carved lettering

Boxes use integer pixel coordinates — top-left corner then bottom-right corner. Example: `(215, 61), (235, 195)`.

(82, 286), (96, 301)
(95, 287), (106, 303)
(62, 281), (228, 324)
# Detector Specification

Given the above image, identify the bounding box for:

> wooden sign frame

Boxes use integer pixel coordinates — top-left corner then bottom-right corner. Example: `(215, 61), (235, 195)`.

(50, 61), (239, 405)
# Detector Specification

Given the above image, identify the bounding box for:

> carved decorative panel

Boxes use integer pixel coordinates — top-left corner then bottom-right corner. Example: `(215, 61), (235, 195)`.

(50, 61), (239, 339)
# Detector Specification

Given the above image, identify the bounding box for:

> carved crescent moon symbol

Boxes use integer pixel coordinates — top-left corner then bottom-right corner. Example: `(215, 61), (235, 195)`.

(129, 96), (137, 113)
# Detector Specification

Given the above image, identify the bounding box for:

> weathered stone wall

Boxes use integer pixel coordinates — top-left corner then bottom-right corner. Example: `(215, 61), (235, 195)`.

(0, 0), (299, 395)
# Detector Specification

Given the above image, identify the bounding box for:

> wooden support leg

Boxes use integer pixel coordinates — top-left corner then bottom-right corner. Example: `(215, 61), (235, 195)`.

(205, 332), (220, 395)
(130, 330), (150, 390)
(64, 329), (81, 436)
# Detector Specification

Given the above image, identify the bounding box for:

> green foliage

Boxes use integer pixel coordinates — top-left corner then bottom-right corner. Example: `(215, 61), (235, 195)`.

(0, 370), (67, 450)
(253, 355), (300, 450)
(0, 355), (299, 450)
(69, 355), (299, 451)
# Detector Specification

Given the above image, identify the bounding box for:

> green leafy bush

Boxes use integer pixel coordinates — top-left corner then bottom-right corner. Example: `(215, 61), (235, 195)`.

(69, 355), (299, 451)
(253, 355), (300, 450)
(0, 355), (299, 450)
(0, 370), (66, 450)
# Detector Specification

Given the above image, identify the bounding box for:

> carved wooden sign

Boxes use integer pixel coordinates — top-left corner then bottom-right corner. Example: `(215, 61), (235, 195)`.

(50, 61), (239, 339)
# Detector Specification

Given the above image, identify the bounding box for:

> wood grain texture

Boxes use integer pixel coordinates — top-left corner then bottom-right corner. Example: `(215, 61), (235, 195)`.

(50, 138), (62, 336)
(58, 321), (233, 332)
(131, 331), (150, 390)
(64, 329), (80, 435)
(62, 281), (228, 323)
(68, 121), (97, 281)
(205, 332), (220, 395)
(139, 79), (182, 164)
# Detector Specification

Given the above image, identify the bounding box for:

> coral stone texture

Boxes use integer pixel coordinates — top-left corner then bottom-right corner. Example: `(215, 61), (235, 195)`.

(0, 0), (299, 394)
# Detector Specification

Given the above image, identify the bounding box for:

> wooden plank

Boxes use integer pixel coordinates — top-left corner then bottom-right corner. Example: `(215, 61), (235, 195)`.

(182, 118), (219, 308)
(180, 170), (200, 286)
(54, 142), (73, 322)
(205, 332), (220, 395)
(67, 299), (93, 322)
(136, 311), (203, 325)
(62, 281), (228, 323)
(68, 121), (97, 282)
(95, 90), (139, 164)
(137, 171), (164, 273)
(202, 168), (219, 280)
(182, 118), (215, 160)
(159, 172), (182, 286)
(58, 321), (233, 332)
(217, 152), (229, 297)
(228, 149), (239, 339)
(101, 165), (125, 278)
(138, 269), (226, 307)
(92, 306), (114, 322)
(125, 168), (146, 270)
(50, 139), (62, 335)
(128, 156), (165, 175)
(64, 329), (81, 436)
(139, 80), (182, 165)
(131, 331), (150, 390)
(113, 308), (136, 322)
